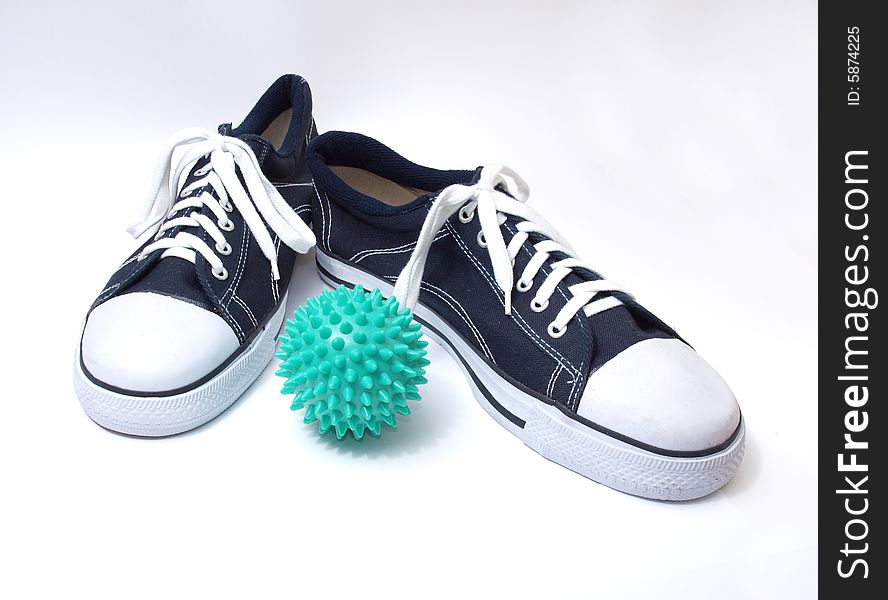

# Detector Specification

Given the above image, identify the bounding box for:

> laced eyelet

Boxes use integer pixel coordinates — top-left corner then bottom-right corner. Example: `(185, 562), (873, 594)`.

(477, 231), (487, 248)
(218, 219), (235, 232)
(221, 201), (234, 213)
(194, 167), (208, 177)
(516, 278), (533, 293)
(547, 323), (567, 338)
(530, 298), (549, 312)
(212, 266), (229, 280)
(216, 242), (232, 256)
(459, 207), (475, 223)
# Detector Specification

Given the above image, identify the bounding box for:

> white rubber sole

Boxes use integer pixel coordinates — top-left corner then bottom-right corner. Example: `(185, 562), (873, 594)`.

(316, 251), (745, 501)
(74, 294), (288, 437)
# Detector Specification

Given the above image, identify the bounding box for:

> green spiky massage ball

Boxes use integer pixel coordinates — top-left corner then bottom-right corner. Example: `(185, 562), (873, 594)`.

(275, 285), (430, 440)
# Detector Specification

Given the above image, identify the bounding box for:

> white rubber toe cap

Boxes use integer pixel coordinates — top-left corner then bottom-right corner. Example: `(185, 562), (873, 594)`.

(576, 338), (741, 453)
(81, 292), (240, 393)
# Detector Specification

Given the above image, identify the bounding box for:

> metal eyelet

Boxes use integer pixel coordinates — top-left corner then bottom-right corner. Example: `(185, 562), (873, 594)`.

(193, 168), (206, 178)
(547, 323), (567, 338)
(530, 298), (549, 312)
(459, 207), (475, 223)
(218, 219), (235, 232)
(221, 201), (234, 213)
(212, 266), (229, 280)
(516, 279), (533, 293)
(216, 242), (232, 256)
(477, 231), (487, 248)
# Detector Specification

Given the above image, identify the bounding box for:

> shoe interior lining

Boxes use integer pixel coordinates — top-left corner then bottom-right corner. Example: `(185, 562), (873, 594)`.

(261, 108), (293, 152)
(330, 166), (431, 206)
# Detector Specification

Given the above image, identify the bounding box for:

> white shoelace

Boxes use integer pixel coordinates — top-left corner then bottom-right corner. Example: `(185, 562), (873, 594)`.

(128, 128), (316, 281)
(392, 165), (630, 338)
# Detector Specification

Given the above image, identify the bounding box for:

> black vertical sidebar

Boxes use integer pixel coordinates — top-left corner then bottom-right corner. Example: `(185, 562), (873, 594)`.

(819, 1), (885, 597)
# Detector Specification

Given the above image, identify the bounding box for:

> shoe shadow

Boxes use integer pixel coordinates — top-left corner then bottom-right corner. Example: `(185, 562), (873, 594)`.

(716, 430), (761, 499)
(652, 428), (760, 506)
(307, 394), (455, 459)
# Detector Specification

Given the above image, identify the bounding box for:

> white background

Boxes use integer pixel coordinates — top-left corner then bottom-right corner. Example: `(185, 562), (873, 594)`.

(0, 1), (816, 598)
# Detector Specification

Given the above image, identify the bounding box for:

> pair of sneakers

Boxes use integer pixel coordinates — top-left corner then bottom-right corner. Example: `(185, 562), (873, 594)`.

(75, 75), (745, 500)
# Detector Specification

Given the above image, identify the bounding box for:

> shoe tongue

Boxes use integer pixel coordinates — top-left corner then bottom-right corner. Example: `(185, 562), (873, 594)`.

(226, 129), (295, 184)
(243, 136), (274, 159)
(218, 121), (275, 162)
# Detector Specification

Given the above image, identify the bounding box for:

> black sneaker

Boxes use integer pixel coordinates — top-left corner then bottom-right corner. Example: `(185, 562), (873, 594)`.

(75, 75), (317, 436)
(305, 132), (745, 500)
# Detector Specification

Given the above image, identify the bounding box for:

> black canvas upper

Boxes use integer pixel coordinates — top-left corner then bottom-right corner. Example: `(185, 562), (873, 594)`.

(306, 132), (679, 413)
(88, 75), (316, 347)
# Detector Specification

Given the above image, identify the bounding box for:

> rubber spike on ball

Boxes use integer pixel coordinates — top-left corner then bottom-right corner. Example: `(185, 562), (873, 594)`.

(276, 284), (429, 439)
